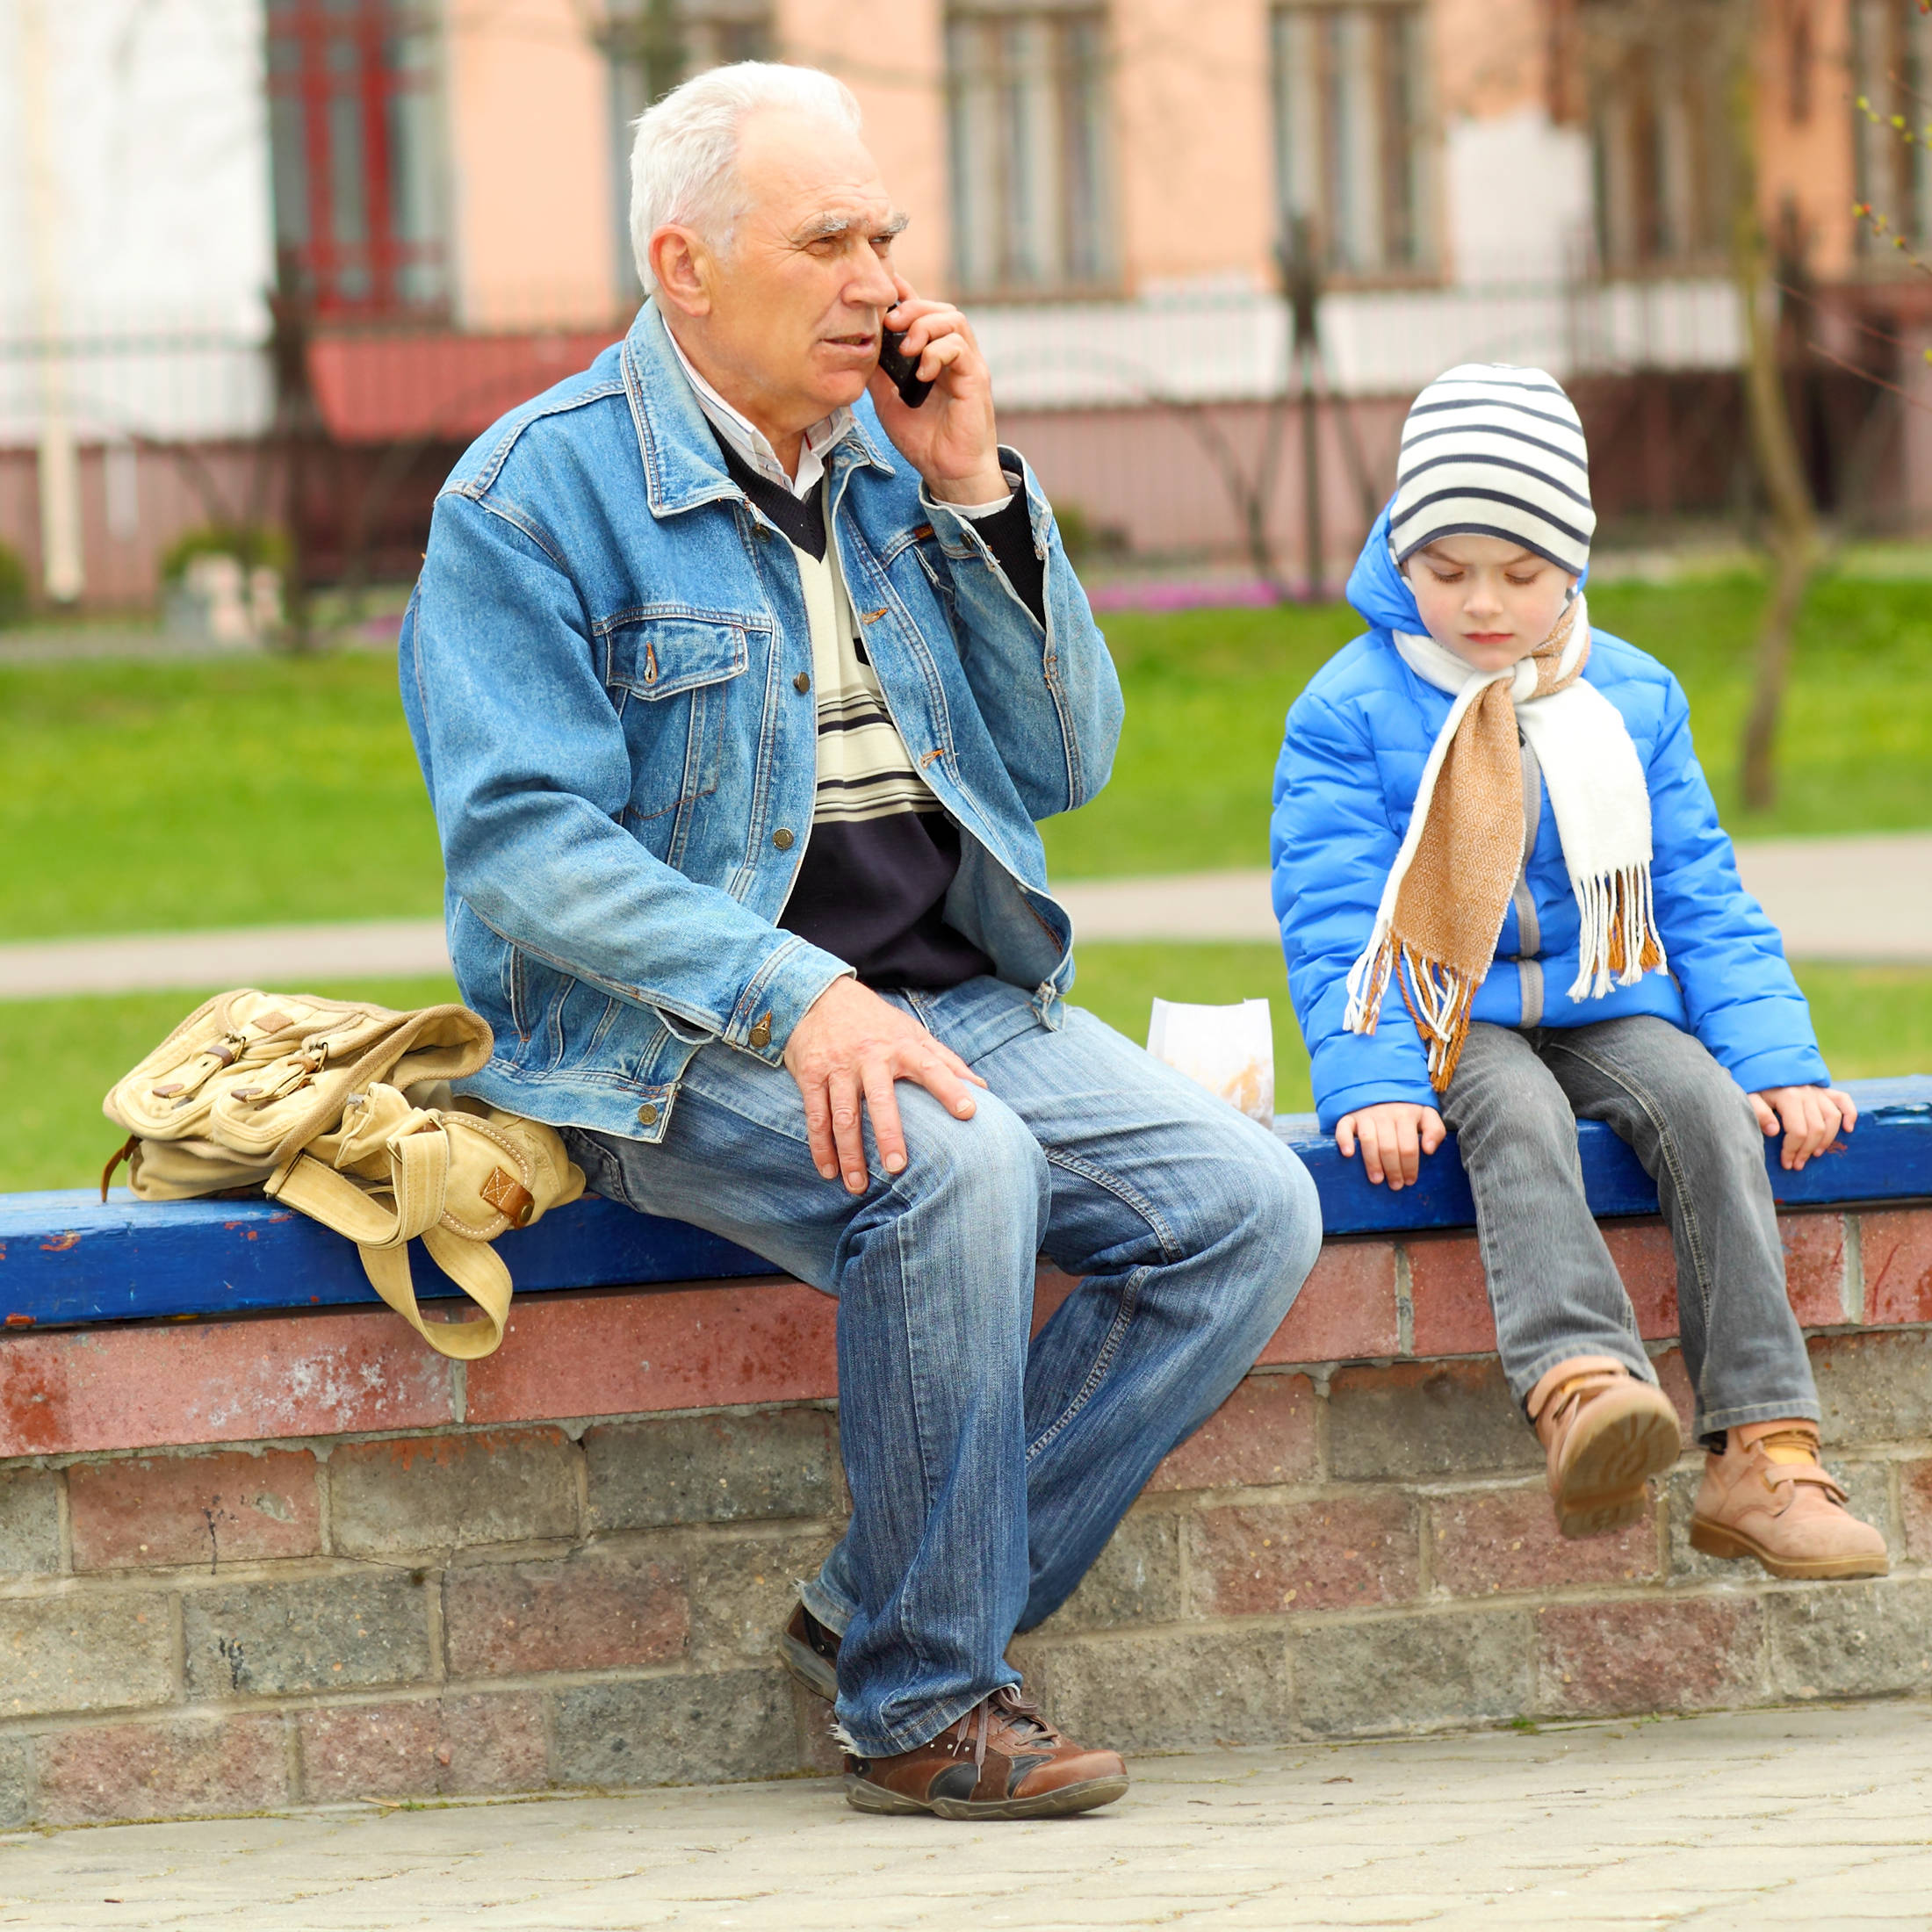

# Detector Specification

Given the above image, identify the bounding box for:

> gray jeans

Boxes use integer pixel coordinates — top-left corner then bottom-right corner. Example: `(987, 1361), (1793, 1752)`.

(1440, 1014), (1820, 1445)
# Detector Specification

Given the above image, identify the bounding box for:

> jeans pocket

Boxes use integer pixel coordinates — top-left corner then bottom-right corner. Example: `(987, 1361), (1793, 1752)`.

(562, 1125), (637, 1209)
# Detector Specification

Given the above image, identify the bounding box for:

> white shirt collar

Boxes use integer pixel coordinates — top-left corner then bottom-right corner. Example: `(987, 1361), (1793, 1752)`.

(663, 320), (853, 500)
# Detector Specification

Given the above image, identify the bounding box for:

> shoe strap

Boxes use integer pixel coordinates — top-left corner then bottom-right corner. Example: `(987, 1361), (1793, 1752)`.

(1546, 1369), (1631, 1429)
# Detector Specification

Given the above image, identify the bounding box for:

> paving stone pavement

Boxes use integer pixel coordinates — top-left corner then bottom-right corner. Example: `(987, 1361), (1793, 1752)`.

(3, 1702), (1931, 1930)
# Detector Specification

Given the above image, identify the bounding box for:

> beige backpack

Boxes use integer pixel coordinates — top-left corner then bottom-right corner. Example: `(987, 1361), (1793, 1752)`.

(102, 990), (584, 1359)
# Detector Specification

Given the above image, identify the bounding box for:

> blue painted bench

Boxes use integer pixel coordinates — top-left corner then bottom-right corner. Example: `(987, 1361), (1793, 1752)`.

(4, 1077), (1928, 1330)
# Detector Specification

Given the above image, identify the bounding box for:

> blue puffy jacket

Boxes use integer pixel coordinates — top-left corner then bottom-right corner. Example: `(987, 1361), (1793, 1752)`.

(1270, 508), (1828, 1129)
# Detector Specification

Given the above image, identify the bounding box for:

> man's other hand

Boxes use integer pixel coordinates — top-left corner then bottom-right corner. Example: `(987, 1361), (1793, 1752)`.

(1750, 1085), (1857, 1171)
(784, 978), (988, 1193)
(1335, 1102), (1446, 1191)
(869, 273), (1007, 506)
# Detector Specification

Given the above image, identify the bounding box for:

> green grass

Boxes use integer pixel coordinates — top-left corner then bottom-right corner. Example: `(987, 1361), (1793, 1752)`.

(5, 955), (1926, 1197)
(1039, 573), (1932, 879)
(4, 571), (1931, 941)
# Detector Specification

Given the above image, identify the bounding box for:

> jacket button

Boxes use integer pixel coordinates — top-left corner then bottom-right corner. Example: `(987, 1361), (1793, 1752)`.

(749, 1013), (773, 1049)
(773, 826), (795, 850)
(794, 672), (811, 694)
(636, 1102), (658, 1127)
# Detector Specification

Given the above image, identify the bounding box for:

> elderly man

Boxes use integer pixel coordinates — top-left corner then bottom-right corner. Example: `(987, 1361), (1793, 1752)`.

(401, 62), (1319, 1819)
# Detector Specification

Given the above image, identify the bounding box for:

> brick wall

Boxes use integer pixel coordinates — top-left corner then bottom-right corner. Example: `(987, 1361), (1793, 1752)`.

(1, 1205), (1928, 1827)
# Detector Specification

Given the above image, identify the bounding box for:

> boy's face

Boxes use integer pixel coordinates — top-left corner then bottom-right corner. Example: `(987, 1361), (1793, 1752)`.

(1403, 534), (1578, 674)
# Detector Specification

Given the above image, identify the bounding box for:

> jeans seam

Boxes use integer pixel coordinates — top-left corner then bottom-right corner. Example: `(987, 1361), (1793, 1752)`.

(1024, 1264), (1147, 1462)
(1543, 1037), (1716, 1353)
(1040, 1146), (1186, 1265)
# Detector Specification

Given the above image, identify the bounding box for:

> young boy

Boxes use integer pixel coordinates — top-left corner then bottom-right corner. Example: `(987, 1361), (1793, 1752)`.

(1271, 364), (1886, 1577)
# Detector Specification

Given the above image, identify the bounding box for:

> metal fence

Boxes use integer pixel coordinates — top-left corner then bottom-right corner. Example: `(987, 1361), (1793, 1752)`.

(0, 276), (1909, 613)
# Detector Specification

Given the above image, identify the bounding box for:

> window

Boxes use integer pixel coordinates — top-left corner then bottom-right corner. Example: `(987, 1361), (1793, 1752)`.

(945, 4), (1115, 297)
(265, 0), (448, 316)
(1272, 3), (1432, 280)
(1852, 0), (1932, 249)
(604, 0), (774, 294)
(1582, 0), (1730, 274)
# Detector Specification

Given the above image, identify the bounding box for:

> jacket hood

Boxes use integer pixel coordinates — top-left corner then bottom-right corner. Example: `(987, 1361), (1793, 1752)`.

(1344, 501), (1421, 636)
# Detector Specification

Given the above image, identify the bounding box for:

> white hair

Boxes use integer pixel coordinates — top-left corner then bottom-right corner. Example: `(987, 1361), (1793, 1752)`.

(629, 62), (863, 295)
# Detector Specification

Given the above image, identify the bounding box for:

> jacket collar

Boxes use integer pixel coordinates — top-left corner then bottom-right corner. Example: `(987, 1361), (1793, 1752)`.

(619, 300), (898, 519)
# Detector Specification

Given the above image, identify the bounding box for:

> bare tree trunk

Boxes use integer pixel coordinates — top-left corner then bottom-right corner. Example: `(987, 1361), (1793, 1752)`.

(1728, 0), (1817, 813)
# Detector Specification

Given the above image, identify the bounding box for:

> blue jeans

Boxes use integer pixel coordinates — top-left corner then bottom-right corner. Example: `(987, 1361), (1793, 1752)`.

(566, 977), (1321, 1757)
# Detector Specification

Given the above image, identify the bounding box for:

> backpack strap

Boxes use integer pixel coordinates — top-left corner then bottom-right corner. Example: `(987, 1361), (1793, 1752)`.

(269, 1136), (508, 1359)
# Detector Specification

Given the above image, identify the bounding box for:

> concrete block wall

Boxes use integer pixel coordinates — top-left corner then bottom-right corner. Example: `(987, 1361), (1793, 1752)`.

(0, 1205), (1928, 1827)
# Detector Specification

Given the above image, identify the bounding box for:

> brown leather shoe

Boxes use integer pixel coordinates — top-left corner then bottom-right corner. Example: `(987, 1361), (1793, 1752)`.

(1690, 1421), (1890, 1580)
(1526, 1355), (1682, 1539)
(845, 1684), (1128, 1820)
(776, 1602), (841, 1702)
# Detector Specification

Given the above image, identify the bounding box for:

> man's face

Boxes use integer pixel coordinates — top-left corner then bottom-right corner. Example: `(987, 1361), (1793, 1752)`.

(684, 110), (905, 433)
(1404, 534), (1577, 674)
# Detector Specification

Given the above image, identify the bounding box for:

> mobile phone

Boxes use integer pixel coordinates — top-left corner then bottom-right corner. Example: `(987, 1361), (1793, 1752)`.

(877, 329), (934, 409)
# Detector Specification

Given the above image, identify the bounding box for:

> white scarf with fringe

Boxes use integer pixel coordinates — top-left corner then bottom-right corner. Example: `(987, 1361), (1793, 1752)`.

(1343, 594), (1667, 1085)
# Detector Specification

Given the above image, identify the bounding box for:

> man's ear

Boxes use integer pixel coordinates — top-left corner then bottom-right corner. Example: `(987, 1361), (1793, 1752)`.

(650, 227), (712, 318)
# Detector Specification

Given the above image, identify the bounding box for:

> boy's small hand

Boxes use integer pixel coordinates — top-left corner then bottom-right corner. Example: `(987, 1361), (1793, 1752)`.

(1336, 1103), (1446, 1191)
(1750, 1086), (1856, 1171)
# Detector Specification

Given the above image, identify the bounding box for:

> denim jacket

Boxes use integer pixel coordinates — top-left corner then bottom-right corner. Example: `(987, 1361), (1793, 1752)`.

(400, 301), (1122, 1143)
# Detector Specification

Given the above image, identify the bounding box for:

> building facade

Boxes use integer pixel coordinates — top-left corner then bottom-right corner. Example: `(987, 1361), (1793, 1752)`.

(0, 0), (1921, 605)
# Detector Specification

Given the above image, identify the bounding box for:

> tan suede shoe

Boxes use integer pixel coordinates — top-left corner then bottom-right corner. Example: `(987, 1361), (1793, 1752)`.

(845, 1685), (1128, 1820)
(1526, 1355), (1683, 1539)
(1690, 1422), (1890, 1580)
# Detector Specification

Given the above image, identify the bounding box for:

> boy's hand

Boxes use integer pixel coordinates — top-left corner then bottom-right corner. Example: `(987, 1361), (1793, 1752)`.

(1750, 1085), (1857, 1171)
(1336, 1103), (1446, 1191)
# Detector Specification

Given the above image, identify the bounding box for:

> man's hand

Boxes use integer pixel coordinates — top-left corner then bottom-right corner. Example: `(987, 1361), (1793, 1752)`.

(783, 977), (988, 1194)
(868, 273), (1006, 506)
(1336, 1102), (1446, 1191)
(1750, 1085), (1857, 1171)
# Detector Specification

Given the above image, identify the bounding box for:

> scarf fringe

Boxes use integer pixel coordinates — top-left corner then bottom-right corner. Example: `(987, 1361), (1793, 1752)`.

(1343, 929), (1480, 1093)
(1568, 862), (1668, 1001)
(1345, 861), (1668, 1097)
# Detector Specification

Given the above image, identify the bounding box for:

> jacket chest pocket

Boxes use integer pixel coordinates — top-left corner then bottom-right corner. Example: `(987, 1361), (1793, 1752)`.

(600, 611), (756, 827)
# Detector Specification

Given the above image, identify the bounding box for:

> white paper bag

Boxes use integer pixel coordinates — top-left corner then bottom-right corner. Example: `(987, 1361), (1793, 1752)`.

(1145, 998), (1274, 1128)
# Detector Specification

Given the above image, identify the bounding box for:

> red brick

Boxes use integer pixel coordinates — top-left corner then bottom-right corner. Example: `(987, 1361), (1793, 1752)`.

(464, 1282), (838, 1424)
(1536, 1596), (1765, 1716)
(1782, 1213), (1849, 1326)
(443, 1554), (689, 1675)
(298, 1692), (548, 1801)
(1186, 1493), (1419, 1615)
(0, 1310), (452, 1457)
(1861, 1209), (1932, 1325)
(1604, 1222), (1678, 1339)
(1901, 1460), (1932, 1562)
(1430, 1483), (1657, 1597)
(1258, 1240), (1399, 1366)
(1146, 1371), (1318, 1493)
(37, 1714), (288, 1824)
(69, 1449), (320, 1571)
(1404, 1233), (1492, 1357)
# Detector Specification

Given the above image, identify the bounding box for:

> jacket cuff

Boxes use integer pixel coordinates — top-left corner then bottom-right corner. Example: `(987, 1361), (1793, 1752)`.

(723, 934), (855, 1064)
(1725, 1045), (1832, 1095)
(1315, 1078), (1441, 1134)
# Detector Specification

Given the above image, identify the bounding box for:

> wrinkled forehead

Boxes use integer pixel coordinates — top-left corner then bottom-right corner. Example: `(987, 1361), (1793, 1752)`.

(734, 108), (900, 234)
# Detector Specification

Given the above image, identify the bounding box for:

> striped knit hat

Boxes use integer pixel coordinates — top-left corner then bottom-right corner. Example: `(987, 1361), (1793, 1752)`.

(1388, 364), (1594, 577)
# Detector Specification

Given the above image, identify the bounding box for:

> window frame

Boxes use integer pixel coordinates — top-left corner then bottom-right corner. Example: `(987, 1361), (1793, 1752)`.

(265, 0), (451, 320)
(1269, 0), (1439, 291)
(943, 1), (1121, 303)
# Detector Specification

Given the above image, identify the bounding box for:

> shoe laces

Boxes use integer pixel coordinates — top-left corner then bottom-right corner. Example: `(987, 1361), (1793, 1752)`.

(947, 1684), (1058, 1779)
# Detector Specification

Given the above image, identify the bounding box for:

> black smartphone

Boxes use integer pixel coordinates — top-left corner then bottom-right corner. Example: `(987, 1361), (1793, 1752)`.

(877, 329), (934, 409)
